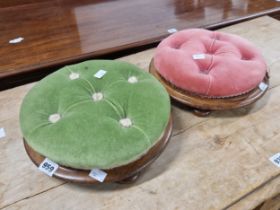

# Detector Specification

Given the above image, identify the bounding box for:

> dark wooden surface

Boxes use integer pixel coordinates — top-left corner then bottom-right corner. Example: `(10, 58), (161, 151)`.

(253, 193), (280, 210)
(23, 116), (173, 184)
(149, 59), (269, 115)
(0, 0), (279, 89)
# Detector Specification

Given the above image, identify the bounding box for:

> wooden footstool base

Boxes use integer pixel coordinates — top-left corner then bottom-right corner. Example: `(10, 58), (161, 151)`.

(23, 116), (173, 184)
(149, 60), (269, 116)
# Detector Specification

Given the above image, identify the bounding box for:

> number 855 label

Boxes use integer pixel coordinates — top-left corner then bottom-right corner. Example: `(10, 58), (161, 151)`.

(38, 158), (59, 176)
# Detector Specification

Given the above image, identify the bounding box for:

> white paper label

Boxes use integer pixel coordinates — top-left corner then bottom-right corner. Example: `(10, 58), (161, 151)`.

(9, 37), (24, 44)
(192, 54), (206, 60)
(270, 153), (280, 167)
(94, 70), (107, 78)
(259, 82), (268, 91)
(167, 28), (178, 34)
(0, 128), (6, 139)
(38, 158), (59, 176)
(89, 168), (107, 182)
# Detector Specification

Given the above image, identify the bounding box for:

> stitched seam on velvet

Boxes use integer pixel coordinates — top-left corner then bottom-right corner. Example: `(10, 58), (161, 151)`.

(135, 78), (150, 82)
(205, 75), (213, 96)
(104, 79), (125, 89)
(65, 66), (97, 91)
(209, 31), (217, 53)
(103, 98), (123, 118)
(122, 85), (135, 119)
(62, 99), (93, 114)
(204, 55), (214, 74)
(66, 66), (74, 74)
(26, 122), (52, 139)
(204, 56), (214, 95)
(79, 78), (96, 92)
(215, 51), (240, 57)
(203, 32), (216, 74)
(80, 82), (94, 94)
(132, 125), (152, 145)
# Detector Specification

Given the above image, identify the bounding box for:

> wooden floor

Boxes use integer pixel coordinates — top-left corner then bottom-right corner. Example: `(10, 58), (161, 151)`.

(1, 16), (280, 210)
(0, 0), (279, 89)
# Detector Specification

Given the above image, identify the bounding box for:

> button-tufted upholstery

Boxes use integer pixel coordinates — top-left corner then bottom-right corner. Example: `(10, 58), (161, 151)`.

(20, 60), (170, 170)
(154, 29), (267, 97)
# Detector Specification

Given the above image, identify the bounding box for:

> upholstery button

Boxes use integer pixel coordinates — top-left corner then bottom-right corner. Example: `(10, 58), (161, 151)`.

(199, 70), (209, 74)
(92, 92), (103, 101)
(48, 113), (61, 123)
(128, 76), (138, 83)
(69, 72), (80, 80)
(241, 56), (250, 60)
(119, 118), (132, 128)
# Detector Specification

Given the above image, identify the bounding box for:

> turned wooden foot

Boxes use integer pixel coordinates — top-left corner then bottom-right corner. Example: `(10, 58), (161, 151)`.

(117, 173), (141, 184)
(193, 109), (211, 117)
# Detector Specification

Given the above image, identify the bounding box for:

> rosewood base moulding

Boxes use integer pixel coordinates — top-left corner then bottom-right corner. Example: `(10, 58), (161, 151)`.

(23, 116), (173, 184)
(149, 59), (269, 116)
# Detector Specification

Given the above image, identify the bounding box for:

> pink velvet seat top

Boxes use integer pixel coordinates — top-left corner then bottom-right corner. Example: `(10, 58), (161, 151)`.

(154, 29), (267, 97)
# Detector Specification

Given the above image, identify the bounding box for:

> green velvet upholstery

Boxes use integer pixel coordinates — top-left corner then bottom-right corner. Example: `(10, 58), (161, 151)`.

(20, 60), (170, 169)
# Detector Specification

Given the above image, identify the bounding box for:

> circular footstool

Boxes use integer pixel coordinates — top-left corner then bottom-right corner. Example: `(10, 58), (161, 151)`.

(20, 60), (172, 184)
(150, 29), (269, 116)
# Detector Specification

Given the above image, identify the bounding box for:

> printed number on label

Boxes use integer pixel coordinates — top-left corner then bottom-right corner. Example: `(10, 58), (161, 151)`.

(38, 158), (59, 176)
(269, 153), (280, 168)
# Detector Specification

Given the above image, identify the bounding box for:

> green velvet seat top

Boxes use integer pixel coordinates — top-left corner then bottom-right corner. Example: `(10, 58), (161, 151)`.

(20, 60), (170, 170)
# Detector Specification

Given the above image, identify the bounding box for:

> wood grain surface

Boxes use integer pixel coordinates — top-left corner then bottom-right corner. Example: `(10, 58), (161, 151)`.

(0, 0), (279, 89)
(254, 194), (280, 210)
(0, 16), (280, 210)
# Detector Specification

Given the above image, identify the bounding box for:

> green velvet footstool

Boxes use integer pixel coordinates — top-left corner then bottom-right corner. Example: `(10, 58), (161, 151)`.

(20, 60), (172, 184)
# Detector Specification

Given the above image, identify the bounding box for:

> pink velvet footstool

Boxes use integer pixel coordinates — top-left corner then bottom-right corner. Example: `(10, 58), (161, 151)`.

(150, 28), (269, 116)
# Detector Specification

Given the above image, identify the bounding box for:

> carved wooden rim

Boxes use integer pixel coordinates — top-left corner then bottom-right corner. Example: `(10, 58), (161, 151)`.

(149, 59), (269, 111)
(23, 116), (173, 184)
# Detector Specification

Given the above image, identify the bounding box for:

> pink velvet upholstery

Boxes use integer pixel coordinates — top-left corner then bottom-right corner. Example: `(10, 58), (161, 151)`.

(154, 29), (267, 97)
